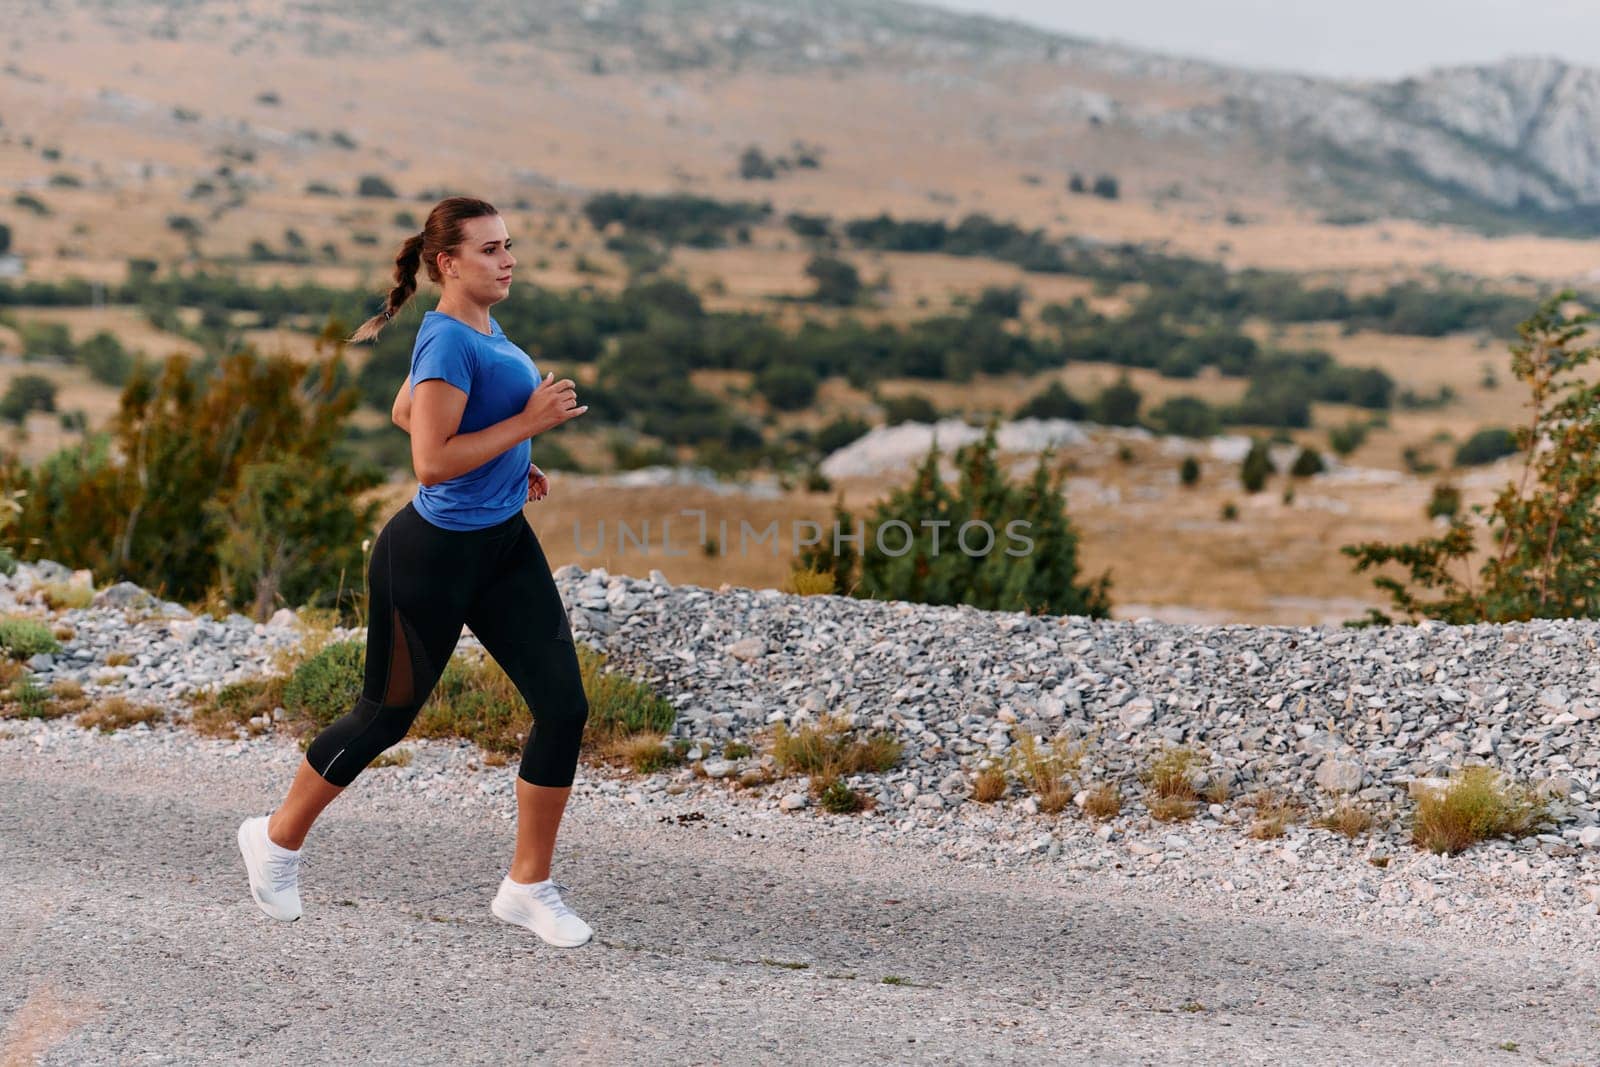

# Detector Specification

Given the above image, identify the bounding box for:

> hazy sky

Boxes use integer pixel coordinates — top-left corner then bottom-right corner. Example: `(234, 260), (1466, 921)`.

(926, 0), (1598, 80)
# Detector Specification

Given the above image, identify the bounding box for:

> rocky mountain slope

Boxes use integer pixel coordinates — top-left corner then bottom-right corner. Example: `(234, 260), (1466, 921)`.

(10, 0), (1600, 249)
(201, 2), (1600, 226)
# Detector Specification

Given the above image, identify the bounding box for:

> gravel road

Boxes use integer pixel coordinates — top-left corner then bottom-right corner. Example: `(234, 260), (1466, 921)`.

(4, 729), (1599, 1066)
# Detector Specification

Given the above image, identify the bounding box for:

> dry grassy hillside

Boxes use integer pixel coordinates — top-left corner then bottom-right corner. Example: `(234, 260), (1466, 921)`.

(4, 0), (1600, 287)
(0, 0), (1596, 624)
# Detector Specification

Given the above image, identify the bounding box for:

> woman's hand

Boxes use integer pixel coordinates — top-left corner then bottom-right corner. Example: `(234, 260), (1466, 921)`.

(528, 463), (549, 502)
(523, 372), (587, 436)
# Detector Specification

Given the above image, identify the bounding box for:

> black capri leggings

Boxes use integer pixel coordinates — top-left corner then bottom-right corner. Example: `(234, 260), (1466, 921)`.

(304, 502), (589, 789)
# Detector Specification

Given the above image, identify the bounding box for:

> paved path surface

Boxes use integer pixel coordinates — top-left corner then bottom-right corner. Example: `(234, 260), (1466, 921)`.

(3, 739), (1599, 1065)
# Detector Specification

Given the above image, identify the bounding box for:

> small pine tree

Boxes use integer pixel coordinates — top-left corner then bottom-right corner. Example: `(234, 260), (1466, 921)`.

(828, 424), (1111, 616)
(1091, 374), (1141, 427)
(1179, 456), (1200, 487)
(1239, 438), (1274, 493)
(1290, 447), (1325, 477)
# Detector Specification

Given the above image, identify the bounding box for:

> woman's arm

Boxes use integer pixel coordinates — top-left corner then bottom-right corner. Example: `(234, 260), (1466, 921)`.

(410, 380), (532, 487)
(391, 376), (413, 433)
(410, 372), (585, 487)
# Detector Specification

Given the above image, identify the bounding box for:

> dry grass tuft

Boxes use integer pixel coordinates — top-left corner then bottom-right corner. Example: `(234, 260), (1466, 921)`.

(187, 676), (284, 738)
(781, 565), (836, 596)
(40, 582), (93, 611)
(1412, 766), (1548, 855)
(0, 675), (65, 720)
(1147, 795), (1198, 822)
(103, 651), (132, 667)
(1315, 800), (1376, 839)
(972, 764), (1008, 803)
(1141, 745), (1202, 801)
(1140, 745), (1204, 821)
(769, 715), (897, 816)
(1081, 782), (1123, 820)
(369, 747), (412, 769)
(1007, 731), (1087, 814)
(606, 731), (687, 774)
(771, 715), (901, 780)
(78, 696), (164, 733)
(1243, 788), (1302, 839)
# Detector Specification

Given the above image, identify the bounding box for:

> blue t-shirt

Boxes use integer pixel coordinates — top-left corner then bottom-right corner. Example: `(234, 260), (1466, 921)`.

(409, 310), (540, 531)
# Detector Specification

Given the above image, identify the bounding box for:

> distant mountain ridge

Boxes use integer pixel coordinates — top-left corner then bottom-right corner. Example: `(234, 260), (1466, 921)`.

(473, 1), (1600, 228)
(514, 2), (1600, 228)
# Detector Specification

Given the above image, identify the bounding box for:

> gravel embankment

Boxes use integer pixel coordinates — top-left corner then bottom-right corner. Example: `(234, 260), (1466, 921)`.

(6, 558), (1600, 958)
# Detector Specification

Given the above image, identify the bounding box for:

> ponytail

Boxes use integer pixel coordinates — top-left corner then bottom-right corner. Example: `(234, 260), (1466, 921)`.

(349, 233), (424, 343)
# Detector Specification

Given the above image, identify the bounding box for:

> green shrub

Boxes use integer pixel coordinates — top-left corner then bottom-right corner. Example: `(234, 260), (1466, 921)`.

(1289, 447), (1325, 477)
(578, 643), (677, 742)
(1328, 420), (1369, 456)
(281, 640), (363, 727)
(1454, 427), (1518, 466)
(814, 415), (870, 454)
(356, 175), (397, 198)
(0, 616), (61, 659)
(819, 778), (864, 813)
(755, 364), (819, 411)
(1151, 395), (1219, 437)
(1090, 374), (1141, 426)
(1179, 456), (1200, 486)
(1014, 381), (1085, 421)
(974, 285), (1024, 319)
(414, 651), (529, 756)
(880, 393), (938, 426)
(1427, 483), (1462, 520)
(1343, 294), (1600, 624)
(4, 676), (56, 718)
(0, 375), (58, 424)
(1240, 438), (1274, 493)
(805, 255), (863, 306)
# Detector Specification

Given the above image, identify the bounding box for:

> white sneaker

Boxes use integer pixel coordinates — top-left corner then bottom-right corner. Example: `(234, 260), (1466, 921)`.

(491, 877), (593, 947)
(237, 815), (304, 922)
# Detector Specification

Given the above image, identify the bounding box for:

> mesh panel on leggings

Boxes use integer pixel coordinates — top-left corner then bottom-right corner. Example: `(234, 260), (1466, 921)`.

(381, 606), (416, 709)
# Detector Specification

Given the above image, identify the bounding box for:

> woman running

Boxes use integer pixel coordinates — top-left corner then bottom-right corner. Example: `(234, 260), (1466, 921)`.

(237, 195), (594, 947)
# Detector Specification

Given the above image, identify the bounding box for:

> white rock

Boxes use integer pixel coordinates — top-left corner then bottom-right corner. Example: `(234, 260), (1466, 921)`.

(1317, 757), (1364, 794)
(1118, 696), (1155, 729)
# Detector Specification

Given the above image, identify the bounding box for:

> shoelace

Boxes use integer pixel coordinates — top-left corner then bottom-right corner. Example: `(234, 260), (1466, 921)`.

(528, 880), (576, 919)
(264, 850), (306, 894)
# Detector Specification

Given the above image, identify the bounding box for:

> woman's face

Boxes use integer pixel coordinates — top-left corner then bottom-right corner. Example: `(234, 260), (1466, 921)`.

(438, 213), (516, 305)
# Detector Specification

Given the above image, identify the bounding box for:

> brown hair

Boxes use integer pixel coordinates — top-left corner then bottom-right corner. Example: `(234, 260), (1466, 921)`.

(348, 195), (500, 343)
